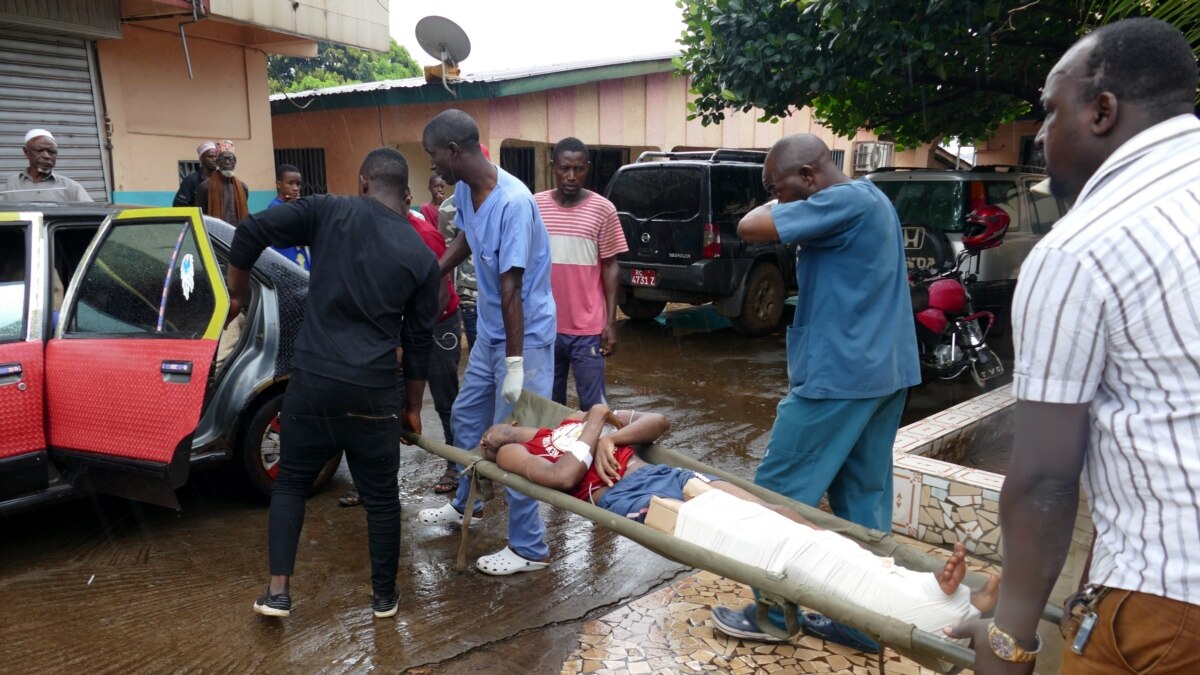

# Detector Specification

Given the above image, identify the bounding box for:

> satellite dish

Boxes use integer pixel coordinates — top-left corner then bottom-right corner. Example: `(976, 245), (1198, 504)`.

(415, 16), (471, 97)
(415, 16), (471, 66)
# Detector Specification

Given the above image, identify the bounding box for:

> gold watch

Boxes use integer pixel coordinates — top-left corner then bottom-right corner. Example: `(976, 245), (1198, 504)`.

(987, 622), (1041, 663)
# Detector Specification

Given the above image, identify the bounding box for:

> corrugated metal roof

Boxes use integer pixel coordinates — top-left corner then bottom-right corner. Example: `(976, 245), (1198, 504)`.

(269, 51), (680, 103)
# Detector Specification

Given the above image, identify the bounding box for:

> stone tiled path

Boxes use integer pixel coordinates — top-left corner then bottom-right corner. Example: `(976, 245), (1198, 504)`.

(561, 540), (999, 675)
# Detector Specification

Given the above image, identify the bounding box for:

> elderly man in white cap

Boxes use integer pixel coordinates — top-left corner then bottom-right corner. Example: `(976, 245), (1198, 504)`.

(173, 140), (219, 207)
(2, 129), (92, 202)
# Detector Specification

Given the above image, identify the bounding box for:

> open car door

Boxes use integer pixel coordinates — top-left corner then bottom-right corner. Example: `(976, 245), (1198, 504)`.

(44, 208), (229, 509)
(0, 212), (49, 503)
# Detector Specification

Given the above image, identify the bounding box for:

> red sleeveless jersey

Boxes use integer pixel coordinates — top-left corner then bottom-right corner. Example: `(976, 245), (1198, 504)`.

(520, 419), (635, 501)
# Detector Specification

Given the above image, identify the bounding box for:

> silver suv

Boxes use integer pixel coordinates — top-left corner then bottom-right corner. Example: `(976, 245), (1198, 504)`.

(866, 166), (1067, 312)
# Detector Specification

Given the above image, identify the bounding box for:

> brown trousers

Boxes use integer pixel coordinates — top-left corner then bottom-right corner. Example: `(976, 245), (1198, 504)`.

(1062, 588), (1199, 674)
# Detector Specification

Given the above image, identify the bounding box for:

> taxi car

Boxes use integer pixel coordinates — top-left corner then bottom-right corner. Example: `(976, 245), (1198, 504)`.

(0, 203), (336, 514)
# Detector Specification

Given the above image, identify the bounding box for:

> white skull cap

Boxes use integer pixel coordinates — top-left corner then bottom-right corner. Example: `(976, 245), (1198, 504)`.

(24, 128), (54, 143)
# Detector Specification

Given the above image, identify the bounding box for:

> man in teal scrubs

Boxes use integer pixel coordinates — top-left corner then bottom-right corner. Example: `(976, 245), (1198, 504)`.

(711, 134), (920, 649)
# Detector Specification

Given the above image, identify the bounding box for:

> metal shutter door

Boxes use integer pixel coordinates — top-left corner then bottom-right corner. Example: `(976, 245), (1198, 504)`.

(0, 28), (108, 201)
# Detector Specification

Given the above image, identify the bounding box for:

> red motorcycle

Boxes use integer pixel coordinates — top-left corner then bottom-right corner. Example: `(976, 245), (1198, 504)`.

(909, 206), (1010, 387)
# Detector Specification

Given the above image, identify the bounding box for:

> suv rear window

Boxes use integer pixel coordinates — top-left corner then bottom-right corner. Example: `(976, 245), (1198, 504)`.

(873, 181), (966, 233)
(608, 167), (702, 221)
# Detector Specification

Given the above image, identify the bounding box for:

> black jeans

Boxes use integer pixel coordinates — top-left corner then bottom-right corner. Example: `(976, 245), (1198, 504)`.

(429, 311), (462, 475)
(460, 302), (477, 351)
(268, 369), (402, 597)
(429, 310), (462, 445)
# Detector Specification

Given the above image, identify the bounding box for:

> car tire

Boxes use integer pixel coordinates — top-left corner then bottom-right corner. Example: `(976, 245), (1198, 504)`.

(732, 263), (785, 336)
(239, 392), (341, 501)
(620, 297), (667, 321)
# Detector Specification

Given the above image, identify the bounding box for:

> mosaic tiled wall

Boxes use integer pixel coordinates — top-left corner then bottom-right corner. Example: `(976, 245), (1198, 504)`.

(890, 385), (1094, 563)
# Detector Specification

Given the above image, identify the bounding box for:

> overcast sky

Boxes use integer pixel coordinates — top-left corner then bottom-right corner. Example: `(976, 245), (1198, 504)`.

(389, 1), (687, 74)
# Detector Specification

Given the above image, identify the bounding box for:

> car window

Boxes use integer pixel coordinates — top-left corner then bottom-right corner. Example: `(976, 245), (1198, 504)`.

(1024, 179), (1061, 234)
(711, 165), (767, 223)
(607, 167), (703, 221)
(68, 220), (217, 337)
(872, 181), (966, 232)
(985, 181), (1023, 232)
(0, 226), (27, 340)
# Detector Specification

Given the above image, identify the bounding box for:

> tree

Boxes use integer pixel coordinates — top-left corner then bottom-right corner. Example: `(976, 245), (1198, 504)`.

(269, 39), (421, 94)
(676, 0), (1200, 147)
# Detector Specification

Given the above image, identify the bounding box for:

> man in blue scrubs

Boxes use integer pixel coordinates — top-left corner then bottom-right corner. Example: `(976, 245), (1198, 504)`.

(711, 134), (920, 648)
(416, 110), (559, 575)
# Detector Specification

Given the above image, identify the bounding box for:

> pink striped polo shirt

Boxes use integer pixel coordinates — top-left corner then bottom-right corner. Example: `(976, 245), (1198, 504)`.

(534, 190), (628, 335)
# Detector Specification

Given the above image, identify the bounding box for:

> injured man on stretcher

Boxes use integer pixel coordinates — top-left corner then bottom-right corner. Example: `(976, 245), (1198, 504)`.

(480, 403), (1001, 639)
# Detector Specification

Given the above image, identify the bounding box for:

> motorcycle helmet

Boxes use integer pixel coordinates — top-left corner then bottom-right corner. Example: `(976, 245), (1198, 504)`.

(961, 204), (1011, 251)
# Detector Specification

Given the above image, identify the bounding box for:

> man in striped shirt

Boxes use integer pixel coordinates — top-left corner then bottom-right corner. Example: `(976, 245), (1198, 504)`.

(535, 137), (629, 409)
(946, 18), (1200, 674)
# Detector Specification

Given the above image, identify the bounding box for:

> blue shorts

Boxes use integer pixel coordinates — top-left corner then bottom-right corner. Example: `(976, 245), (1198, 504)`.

(596, 464), (715, 522)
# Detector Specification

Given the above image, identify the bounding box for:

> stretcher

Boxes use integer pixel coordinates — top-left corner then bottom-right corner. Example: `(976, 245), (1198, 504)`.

(404, 391), (1064, 672)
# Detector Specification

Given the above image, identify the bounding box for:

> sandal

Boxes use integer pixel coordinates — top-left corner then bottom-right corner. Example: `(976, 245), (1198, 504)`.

(801, 611), (880, 652)
(433, 466), (459, 494)
(338, 490), (362, 508)
(710, 603), (795, 643)
(475, 546), (550, 576)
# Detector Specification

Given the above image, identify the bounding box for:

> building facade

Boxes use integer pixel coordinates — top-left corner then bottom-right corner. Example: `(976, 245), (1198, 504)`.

(0, 0), (386, 209)
(270, 56), (942, 198)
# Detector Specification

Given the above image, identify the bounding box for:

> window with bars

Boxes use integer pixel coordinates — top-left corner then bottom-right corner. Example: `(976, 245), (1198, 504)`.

(830, 149), (846, 173)
(273, 148), (328, 196)
(500, 147), (536, 192)
(585, 148), (629, 193)
(178, 160), (200, 183)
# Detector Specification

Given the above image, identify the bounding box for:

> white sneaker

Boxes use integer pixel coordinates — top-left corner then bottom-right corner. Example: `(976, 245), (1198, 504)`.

(416, 502), (483, 526)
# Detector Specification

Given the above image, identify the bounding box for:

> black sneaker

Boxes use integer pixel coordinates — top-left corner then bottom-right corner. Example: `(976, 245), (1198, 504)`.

(372, 592), (399, 618)
(253, 589), (292, 617)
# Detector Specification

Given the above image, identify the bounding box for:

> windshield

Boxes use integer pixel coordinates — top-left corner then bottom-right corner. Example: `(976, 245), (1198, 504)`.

(873, 181), (965, 233)
(607, 167), (702, 221)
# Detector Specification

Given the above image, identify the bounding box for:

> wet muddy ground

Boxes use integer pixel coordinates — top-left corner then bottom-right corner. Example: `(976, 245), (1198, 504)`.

(0, 305), (1013, 673)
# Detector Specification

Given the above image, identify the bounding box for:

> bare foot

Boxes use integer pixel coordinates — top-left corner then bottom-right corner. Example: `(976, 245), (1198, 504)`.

(936, 542), (968, 595)
(932, 542), (1002, 614)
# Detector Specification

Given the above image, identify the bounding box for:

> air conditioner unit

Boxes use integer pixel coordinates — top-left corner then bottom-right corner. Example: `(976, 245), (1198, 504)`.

(852, 141), (894, 173)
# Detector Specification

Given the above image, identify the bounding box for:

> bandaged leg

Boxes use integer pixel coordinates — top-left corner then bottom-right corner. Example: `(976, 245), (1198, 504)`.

(671, 489), (981, 636)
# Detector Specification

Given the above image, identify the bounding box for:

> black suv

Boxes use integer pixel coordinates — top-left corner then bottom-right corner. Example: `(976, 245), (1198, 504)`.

(604, 149), (794, 335)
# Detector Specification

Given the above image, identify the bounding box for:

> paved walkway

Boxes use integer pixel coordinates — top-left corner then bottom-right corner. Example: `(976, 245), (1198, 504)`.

(560, 539), (998, 675)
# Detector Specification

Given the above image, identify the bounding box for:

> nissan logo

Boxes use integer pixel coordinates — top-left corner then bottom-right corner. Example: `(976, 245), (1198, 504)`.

(640, 233), (651, 243)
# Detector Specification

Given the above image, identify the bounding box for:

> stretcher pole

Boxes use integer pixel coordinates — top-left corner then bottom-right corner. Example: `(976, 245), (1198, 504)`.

(403, 429), (976, 669)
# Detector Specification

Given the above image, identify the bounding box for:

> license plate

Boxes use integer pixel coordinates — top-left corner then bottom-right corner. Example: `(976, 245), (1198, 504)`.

(630, 269), (657, 287)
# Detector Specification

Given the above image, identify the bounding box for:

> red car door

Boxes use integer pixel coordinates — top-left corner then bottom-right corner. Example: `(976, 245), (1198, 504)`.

(0, 213), (48, 498)
(44, 208), (229, 508)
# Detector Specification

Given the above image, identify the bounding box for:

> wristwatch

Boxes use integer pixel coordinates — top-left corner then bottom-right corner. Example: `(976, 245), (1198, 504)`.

(987, 622), (1041, 663)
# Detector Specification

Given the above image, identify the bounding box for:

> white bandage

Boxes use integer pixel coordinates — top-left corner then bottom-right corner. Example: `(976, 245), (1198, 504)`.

(565, 440), (593, 468)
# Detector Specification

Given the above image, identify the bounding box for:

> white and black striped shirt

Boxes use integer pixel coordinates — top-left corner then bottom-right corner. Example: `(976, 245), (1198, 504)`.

(1012, 114), (1200, 605)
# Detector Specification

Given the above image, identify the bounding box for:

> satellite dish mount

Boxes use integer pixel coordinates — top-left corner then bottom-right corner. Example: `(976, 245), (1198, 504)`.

(415, 16), (471, 98)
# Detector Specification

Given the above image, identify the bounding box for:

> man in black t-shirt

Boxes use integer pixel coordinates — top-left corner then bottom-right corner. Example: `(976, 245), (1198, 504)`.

(226, 148), (440, 620)
(173, 141), (218, 207)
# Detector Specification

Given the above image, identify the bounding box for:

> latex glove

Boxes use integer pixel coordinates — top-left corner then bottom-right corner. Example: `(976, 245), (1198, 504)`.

(502, 356), (524, 403)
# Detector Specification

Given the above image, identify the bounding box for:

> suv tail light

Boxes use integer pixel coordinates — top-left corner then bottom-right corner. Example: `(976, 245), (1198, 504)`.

(702, 222), (721, 258)
(968, 181), (987, 210)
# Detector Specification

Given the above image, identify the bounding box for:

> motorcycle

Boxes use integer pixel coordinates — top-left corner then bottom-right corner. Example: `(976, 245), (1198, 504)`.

(908, 205), (1010, 387)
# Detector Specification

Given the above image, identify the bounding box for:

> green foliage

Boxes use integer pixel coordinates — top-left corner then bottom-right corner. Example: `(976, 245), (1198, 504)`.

(268, 40), (421, 94)
(677, 0), (1200, 147)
